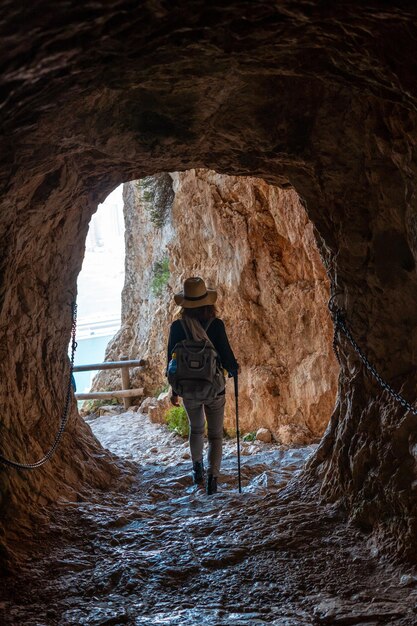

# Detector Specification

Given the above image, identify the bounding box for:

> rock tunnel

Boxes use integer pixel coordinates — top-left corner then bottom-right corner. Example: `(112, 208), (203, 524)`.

(2, 1), (417, 621)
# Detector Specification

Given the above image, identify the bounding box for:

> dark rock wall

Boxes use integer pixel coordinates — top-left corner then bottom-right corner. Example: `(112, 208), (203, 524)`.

(1, 2), (417, 560)
(0, 183), (124, 564)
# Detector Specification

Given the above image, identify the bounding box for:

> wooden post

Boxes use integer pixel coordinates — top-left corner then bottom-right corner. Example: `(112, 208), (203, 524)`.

(120, 355), (131, 410)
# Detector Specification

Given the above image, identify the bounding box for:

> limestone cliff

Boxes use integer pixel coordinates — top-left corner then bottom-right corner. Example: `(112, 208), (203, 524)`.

(95, 170), (338, 443)
(92, 174), (175, 397)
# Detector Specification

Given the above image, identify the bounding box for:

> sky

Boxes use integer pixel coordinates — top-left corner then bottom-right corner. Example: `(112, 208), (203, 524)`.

(77, 185), (125, 324)
(73, 184), (126, 385)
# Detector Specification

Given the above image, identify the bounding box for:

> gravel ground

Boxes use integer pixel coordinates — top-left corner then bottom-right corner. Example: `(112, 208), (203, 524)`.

(2, 410), (417, 626)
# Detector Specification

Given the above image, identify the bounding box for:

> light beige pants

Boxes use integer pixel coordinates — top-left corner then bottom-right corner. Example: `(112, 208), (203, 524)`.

(183, 394), (226, 477)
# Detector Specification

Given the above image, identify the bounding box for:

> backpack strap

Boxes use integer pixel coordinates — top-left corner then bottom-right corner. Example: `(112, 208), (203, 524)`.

(204, 318), (219, 356)
(179, 319), (192, 340)
(204, 318), (214, 332)
(180, 317), (216, 346)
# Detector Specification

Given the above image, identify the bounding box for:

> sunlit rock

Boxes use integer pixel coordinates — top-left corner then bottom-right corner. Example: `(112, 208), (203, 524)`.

(95, 171), (338, 442)
(148, 392), (171, 425)
(256, 428), (272, 443)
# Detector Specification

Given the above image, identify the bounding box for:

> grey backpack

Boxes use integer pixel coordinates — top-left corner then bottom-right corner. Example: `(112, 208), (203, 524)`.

(168, 319), (225, 401)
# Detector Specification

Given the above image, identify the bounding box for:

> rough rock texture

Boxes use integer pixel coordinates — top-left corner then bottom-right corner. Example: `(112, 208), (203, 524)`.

(2, 2), (417, 562)
(170, 170), (338, 440)
(97, 171), (337, 441)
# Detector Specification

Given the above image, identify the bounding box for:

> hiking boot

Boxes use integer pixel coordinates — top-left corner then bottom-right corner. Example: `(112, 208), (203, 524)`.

(192, 461), (204, 485)
(206, 474), (217, 495)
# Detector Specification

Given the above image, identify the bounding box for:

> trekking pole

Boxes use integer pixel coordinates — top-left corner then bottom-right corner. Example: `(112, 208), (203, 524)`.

(233, 371), (242, 493)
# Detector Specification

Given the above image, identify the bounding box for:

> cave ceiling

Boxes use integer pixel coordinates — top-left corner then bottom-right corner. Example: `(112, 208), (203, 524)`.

(2, 1), (417, 199)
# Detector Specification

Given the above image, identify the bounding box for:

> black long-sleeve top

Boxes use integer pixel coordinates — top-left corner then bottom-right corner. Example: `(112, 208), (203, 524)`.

(167, 318), (238, 374)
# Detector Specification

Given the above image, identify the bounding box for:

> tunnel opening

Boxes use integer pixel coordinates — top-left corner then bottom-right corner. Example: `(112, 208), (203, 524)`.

(86, 170), (338, 453)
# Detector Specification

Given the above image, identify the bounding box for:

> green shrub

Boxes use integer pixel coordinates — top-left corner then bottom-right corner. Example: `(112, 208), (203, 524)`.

(151, 256), (170, 297)
(242, 431), (257, 442)
(165, 406), (189, 438)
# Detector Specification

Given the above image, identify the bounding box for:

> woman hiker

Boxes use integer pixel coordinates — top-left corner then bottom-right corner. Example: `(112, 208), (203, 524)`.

(167, 277), (239, 495)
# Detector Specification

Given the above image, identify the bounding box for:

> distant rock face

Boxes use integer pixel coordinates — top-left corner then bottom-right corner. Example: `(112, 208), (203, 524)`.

(92, 175), (176, 399)
(95, 170), (338, 442)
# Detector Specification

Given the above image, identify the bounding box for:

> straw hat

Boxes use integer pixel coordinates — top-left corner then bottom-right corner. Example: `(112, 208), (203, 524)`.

(174, 277), (217, 308)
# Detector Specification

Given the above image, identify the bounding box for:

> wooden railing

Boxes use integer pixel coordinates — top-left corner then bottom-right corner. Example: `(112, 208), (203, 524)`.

(73, 356), (146, 409)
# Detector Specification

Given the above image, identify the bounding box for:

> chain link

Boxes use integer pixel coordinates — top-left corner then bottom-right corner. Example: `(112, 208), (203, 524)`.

(0, 302), (78, 470)
(330, 299), (417, 417)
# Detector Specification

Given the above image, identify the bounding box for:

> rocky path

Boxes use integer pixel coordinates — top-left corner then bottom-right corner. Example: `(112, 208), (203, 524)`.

(2, 411), (417, 625)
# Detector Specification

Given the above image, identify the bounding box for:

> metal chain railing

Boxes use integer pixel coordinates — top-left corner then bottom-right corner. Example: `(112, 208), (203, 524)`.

(0, 302), (78, 470)
(329, 295), (417, 417)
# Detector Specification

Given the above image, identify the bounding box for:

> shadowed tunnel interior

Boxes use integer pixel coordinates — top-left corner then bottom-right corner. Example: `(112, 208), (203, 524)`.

(2, 2), (417, 621)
